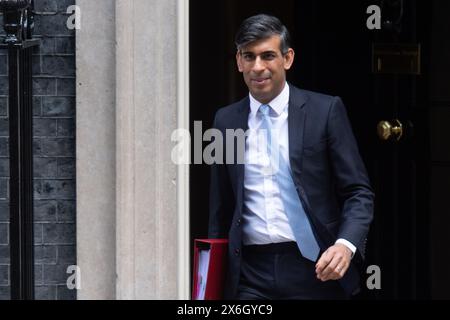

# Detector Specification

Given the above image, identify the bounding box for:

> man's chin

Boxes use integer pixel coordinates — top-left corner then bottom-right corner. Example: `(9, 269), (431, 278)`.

(250, 87), (273, 101)
(250, 83), (271, 92)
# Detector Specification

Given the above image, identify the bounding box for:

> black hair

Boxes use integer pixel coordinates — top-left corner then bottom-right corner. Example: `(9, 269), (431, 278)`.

(235, 14), (291, 54)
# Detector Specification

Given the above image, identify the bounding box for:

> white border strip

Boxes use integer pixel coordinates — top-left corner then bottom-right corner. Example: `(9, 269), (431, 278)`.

(177, 0), (190, 300)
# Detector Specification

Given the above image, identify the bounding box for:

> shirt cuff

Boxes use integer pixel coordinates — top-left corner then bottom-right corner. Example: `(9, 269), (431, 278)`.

(335, 238), (356, 258)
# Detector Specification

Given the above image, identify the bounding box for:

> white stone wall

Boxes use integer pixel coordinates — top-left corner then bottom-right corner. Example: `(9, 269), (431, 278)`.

(76, 0), (189, 299)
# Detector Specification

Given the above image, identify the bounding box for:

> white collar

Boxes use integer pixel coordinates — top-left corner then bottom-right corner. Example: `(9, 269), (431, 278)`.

(249, 82), (289, 116)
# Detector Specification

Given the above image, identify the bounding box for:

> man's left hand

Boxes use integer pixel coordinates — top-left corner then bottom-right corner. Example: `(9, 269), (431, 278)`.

(315, 243), (352, 282)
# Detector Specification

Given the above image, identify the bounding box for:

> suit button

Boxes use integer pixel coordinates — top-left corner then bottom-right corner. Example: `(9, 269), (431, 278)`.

(235, 248), (240, 256)
(236, 218), (242, 226)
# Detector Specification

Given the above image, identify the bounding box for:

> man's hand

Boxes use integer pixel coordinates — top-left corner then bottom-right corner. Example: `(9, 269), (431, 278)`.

(315, 243), (352, 282)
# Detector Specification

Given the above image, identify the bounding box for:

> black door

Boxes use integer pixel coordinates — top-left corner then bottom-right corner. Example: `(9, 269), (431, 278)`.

(190, 0), (450, 299)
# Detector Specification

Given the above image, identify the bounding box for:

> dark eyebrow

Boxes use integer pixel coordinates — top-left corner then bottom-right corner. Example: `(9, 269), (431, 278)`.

(262, 51), (277, 55)
(241, 50), (277, 55)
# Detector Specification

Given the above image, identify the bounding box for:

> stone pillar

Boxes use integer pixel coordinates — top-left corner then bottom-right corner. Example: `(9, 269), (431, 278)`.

(76, 0), (117, 300)
(76, 0), (190, 299)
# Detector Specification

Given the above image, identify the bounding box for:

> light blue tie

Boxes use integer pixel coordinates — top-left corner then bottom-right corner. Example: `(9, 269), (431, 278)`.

(259, 104), (320, 262)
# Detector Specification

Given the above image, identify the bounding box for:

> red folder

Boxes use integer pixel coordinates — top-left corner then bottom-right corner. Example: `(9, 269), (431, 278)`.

(192, 239), (228, 300)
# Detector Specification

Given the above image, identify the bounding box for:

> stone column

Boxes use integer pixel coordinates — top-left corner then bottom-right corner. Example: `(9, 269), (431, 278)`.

(76, 0), (190, 299)
(76, 0), (117, 300)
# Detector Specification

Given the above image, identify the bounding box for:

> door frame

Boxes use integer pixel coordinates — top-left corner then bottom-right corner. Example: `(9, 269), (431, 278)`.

(177, 0), (191, 299)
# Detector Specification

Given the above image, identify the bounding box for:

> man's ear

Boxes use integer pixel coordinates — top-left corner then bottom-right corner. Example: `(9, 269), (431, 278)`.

(236, 51), (243, 72)
(284, 48), (295, 71)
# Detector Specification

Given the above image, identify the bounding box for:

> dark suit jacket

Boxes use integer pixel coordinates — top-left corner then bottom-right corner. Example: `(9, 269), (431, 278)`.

(208, 83), (374, 298)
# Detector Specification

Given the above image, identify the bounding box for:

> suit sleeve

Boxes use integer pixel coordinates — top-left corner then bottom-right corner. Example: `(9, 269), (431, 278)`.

(327, 96), (375, 259)
(208, 111), (234, 239)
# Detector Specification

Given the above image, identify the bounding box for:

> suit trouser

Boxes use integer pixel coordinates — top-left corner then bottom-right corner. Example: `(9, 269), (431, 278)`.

(236, 242), (348, 300)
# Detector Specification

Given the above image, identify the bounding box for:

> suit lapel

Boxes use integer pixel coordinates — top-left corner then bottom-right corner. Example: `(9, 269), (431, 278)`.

(287, 85), (332, 250)
(288, 84), (308, 184)
(235, 97), (250, 212)
(235, 97), (250, 132)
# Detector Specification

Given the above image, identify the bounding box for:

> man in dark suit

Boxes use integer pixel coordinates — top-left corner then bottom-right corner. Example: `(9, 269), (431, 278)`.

(208, 14), (374, 299)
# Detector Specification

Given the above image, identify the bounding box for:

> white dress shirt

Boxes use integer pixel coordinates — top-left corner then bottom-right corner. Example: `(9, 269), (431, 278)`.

(242, 82), (356, 255)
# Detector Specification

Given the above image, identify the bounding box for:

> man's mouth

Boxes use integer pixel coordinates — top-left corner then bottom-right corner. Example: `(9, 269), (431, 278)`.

(251, 78), (270, 85)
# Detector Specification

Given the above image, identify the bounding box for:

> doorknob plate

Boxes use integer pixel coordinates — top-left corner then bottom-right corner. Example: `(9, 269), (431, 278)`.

(377, 119), (403, 141)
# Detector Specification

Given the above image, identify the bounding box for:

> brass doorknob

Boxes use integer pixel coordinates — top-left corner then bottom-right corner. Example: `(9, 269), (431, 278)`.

(377, 119), (403, 141)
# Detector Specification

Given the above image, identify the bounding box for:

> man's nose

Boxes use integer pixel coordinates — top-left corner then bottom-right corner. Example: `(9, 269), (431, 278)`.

(252, 56), (265, 72)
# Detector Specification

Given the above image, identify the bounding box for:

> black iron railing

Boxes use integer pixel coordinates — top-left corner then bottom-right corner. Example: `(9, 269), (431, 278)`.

(0, 0), (40, 300)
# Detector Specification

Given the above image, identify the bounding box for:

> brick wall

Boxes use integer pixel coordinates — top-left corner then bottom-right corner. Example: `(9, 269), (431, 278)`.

(0, 0), (76, 300)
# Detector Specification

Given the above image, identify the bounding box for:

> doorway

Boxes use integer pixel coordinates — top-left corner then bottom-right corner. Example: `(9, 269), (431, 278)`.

(190, 0), (450, 299)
